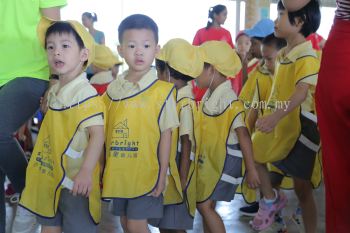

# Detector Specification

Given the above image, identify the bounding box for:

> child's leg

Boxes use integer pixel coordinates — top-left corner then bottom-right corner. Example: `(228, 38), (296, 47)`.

(41, 226), (61, 233)
(120, 216), (129, 233)
(125, 219), (150, 233)
(197, 200), (225, 233)
(293, 177), (317, 233)
(256, 163), (275, 199)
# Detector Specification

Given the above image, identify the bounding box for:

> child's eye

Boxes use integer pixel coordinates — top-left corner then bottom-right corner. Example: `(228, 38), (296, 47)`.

(128, 44), (135, 48)
(46, 45), (54, 50)
(144, 44), (150, 48)
(63, 44), (70, 48)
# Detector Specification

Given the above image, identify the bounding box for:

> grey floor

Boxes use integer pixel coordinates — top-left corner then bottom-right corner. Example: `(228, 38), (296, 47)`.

(6, 183), (324, 233)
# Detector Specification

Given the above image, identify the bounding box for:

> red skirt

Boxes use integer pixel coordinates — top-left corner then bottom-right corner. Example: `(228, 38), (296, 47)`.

(316, 18), (350, 233)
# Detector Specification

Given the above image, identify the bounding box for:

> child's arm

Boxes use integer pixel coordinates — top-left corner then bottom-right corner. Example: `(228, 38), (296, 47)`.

(246, 108), (259, 133)
(151, 128), (171, 197)
(256, 82), (309, 133)
(235, 127), (260, 189)
(72, 125), (104, 197)
(179, 135), (191, 190)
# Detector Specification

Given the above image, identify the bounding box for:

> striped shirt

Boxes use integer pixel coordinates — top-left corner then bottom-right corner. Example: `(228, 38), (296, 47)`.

(336, 0), (350, 20)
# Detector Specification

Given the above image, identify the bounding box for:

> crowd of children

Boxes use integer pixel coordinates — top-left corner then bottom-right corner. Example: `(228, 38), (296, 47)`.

(2, 0), (327, 233)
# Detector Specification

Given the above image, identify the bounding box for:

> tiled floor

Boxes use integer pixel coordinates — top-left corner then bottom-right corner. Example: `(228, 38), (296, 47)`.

(7, 184), (325, 233)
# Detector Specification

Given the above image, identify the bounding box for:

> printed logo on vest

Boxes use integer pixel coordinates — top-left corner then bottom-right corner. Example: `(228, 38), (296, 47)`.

(110, 119), (140, 159)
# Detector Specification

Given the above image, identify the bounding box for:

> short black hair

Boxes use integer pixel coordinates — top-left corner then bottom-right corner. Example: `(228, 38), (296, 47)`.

(168, 65), (193, 82)
(45, 22), (85, 49)
(262, 33), (287, 50)
(156, 59), (167, 73)
(118, 14), (159, 43)
(277, 0), (321, 37)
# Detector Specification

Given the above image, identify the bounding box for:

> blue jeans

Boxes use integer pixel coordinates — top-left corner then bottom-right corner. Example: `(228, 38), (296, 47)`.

(0, 77), (48, 233)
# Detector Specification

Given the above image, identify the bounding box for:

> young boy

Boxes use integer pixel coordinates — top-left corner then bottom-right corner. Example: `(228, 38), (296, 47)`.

(150, 38), (202, 233)
(195, 41), (260, 233)
(90, 44), (122, 95)
(101, 14), (179, 233)
(251, 1), (321, 232)
(19, 17), (105, 233)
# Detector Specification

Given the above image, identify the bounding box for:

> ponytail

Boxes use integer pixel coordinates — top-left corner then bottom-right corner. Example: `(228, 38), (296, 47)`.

(205, 4), (227, 30)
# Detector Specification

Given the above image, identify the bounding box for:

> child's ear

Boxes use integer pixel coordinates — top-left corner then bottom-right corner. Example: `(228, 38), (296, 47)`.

(117, 45), (124, 58)
(294, 16), (305, 29)
(155, 45), (161, 55)
(80, 48), (89, 62)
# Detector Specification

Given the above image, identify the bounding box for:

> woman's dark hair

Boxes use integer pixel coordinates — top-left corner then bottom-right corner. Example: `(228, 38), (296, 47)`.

(168, 65), (193, 82)
(82, 12), (98, 22)
(206, 4), (226, 29)
(262, 33), (287, 50)
(45, 22), (85, 49)
(277, 0), (321, 37)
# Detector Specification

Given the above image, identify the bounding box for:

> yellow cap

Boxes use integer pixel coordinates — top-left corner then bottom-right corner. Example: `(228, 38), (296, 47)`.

(198, 41), (242, 77)
(157, 38), (203, 78)
(93, 44), (122, 70)
(37, 17), (95, 70)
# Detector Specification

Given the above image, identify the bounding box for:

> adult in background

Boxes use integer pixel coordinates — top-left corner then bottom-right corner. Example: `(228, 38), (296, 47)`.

(82, 12), (105, 79)
(192, 4), (235, 102)
(0, 1), (66, 233)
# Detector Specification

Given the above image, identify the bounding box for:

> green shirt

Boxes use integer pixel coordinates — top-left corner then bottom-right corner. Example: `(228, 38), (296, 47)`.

(0, 0), (67, 87)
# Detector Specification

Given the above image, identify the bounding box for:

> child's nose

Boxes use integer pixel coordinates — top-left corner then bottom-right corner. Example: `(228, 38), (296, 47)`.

(135, 47), (143, 56)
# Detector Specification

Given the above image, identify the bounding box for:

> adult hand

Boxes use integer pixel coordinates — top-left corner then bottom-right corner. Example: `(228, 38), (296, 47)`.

(282, 0), (311, 12)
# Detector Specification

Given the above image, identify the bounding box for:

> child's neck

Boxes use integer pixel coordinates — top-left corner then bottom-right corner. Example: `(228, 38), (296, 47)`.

(285, 33), (306, 55)
(125, 68), (151, 83)
(209, 75), (226, 93)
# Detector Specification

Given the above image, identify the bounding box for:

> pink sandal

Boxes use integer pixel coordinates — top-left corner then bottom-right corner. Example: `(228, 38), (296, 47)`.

(251, 192), (287, 231)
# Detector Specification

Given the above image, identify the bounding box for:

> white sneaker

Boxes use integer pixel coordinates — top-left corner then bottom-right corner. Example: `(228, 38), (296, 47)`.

(11, 206), (40, 233)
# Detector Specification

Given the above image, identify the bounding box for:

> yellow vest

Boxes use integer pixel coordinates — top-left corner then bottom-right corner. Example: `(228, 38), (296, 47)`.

(196, 100), (245, 203)
(163, 91), (183, 205)
(167, 96), (199, 217)
(20, 96), (104, 224)
(102, 80), (175, 199)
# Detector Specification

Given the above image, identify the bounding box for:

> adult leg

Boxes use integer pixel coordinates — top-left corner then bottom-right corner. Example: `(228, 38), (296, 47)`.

(0, 78), (48, 192)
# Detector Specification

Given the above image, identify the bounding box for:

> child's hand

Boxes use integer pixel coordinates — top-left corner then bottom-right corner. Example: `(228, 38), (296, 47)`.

(256, 113), (280, 133)
(151, 176), (166, 197)
(245, 168), (261, 189)
(72, 168), (93, 197)
(180, 178), (187, 191)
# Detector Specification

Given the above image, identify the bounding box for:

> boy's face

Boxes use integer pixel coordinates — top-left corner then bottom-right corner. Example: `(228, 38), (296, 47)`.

(274, 9), (303, 39)
(82, 15), (93, 28)
(261, 44), (279, 74)
(236, 35), (252, 58)
(46, 32), (88, 77)
(249, 38), (262, 59)
(118, 29), (160, 73)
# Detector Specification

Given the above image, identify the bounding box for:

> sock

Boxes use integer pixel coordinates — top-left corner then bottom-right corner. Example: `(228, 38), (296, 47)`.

(263, 189), (278, 204)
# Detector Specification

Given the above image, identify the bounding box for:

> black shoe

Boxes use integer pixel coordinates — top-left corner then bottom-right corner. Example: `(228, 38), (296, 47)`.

(239, 202), (259, 217)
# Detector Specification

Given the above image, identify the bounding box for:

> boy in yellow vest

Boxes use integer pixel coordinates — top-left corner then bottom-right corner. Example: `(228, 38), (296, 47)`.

(194, 41), (260, 233)
(19, 18), (105, 233)
(251, 1), (321, 232)
(101, 14), (179, 233)
(149, 38), (202, 232)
